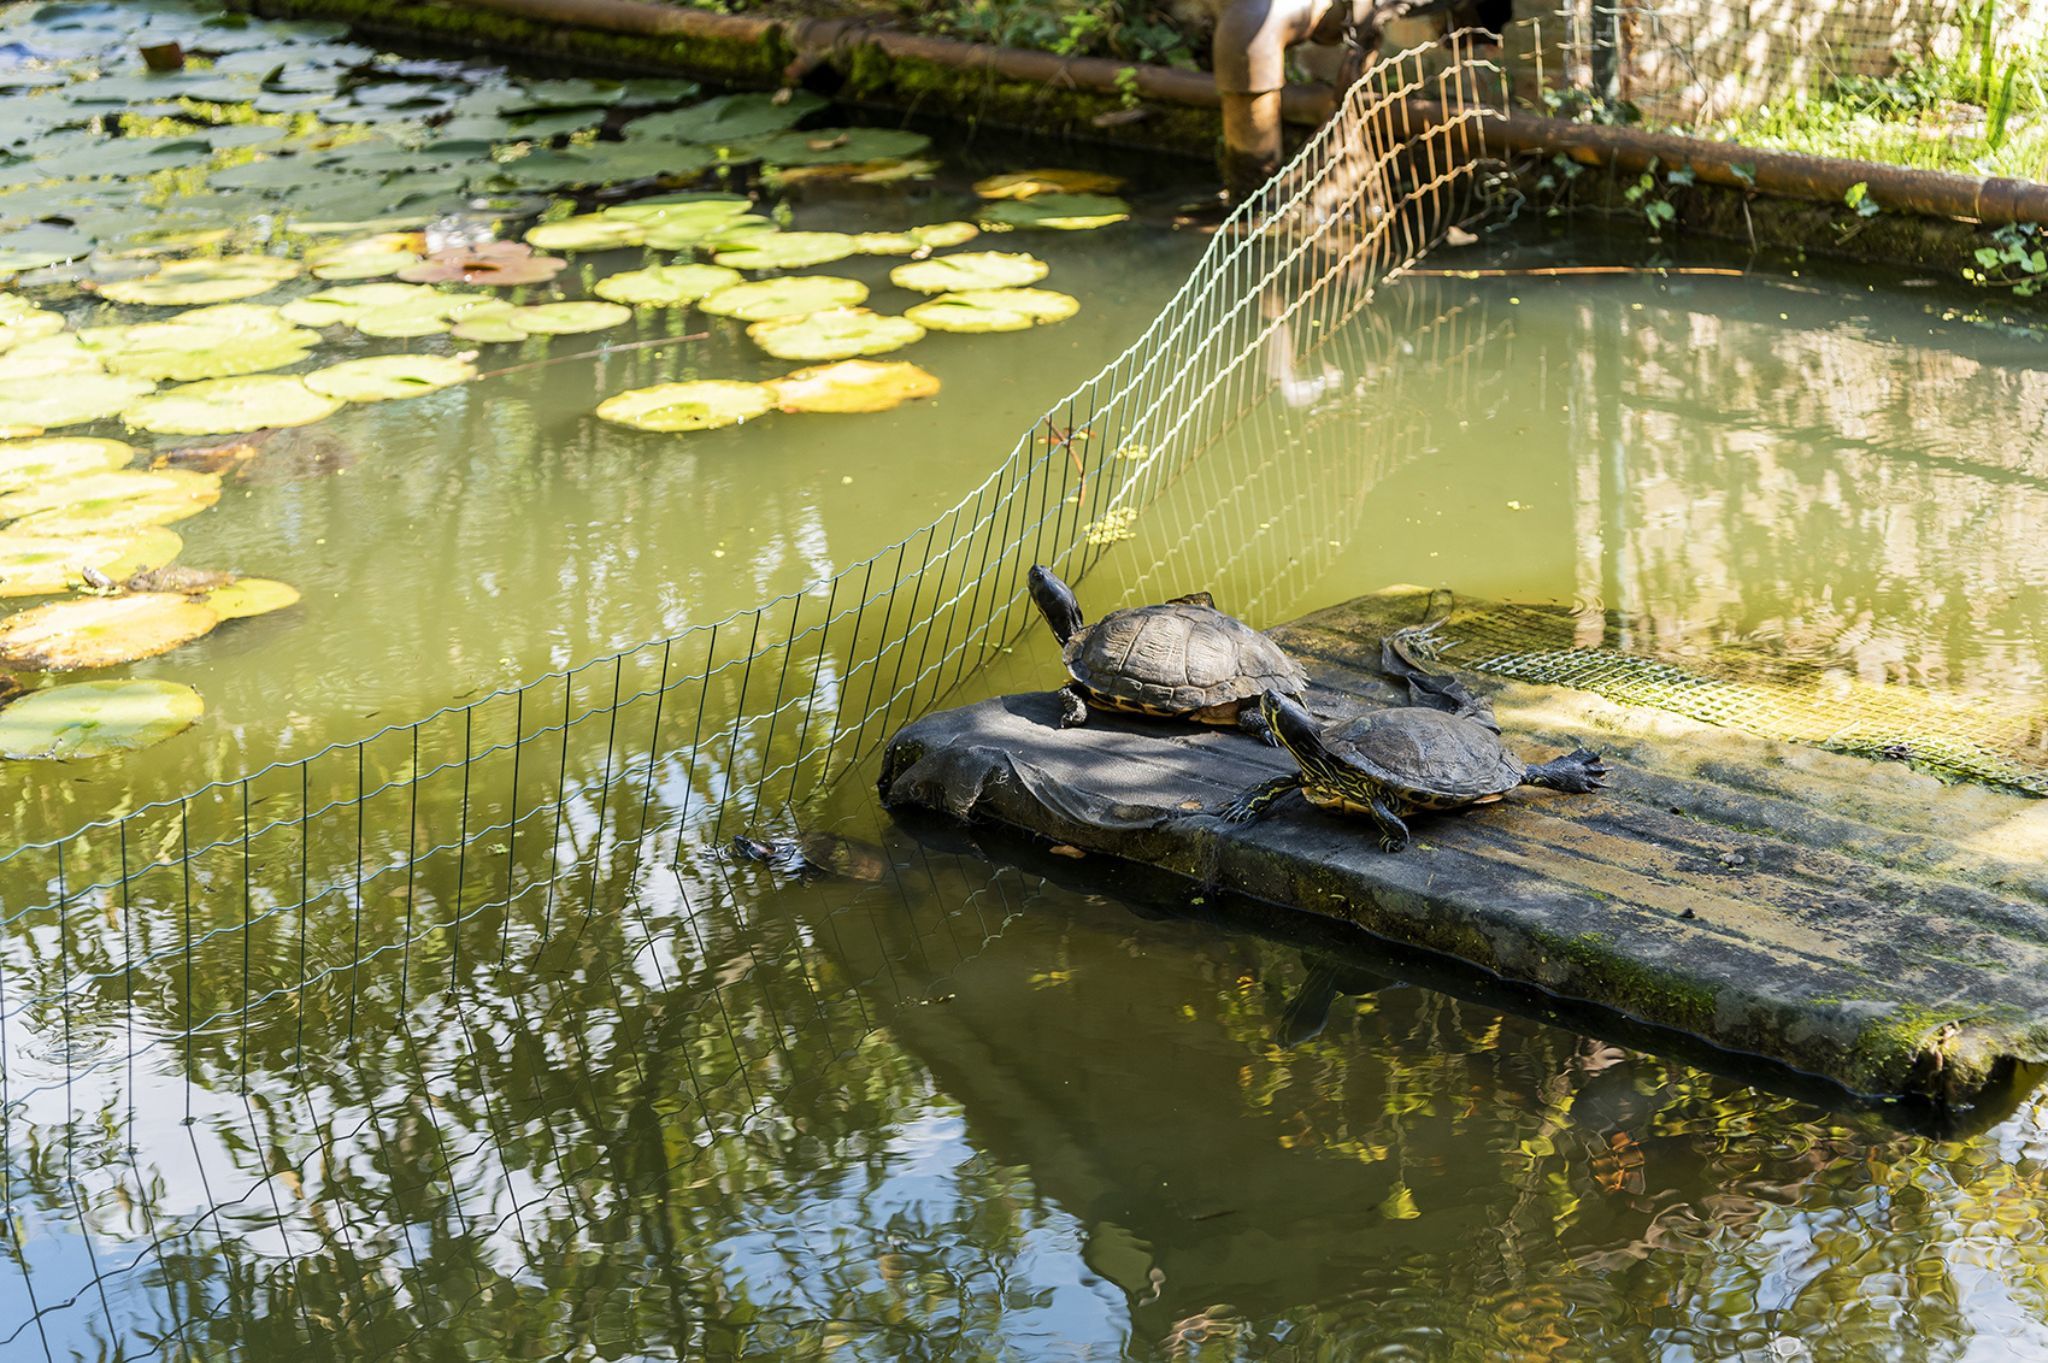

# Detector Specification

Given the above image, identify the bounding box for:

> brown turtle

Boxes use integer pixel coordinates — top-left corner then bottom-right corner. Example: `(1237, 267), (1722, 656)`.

(1027, 564), (1307, 743)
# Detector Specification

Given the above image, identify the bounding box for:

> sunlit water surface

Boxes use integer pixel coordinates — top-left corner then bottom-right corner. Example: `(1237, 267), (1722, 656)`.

(9, 21), (2048, 1363)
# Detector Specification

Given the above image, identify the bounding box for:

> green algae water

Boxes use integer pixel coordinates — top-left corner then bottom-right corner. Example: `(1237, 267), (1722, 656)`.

(10, 5), (2048, 1362)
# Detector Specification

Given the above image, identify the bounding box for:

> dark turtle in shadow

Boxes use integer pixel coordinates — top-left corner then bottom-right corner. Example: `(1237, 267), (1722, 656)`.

(731, 832), (886, 881)
(1277, 950), (1404, 1047)
(1218, 625), (1607, 851)
(1028, 564), (1308, 744)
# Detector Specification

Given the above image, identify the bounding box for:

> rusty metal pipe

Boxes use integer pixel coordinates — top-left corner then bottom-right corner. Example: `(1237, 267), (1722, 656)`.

(1213, 0), (1339, 195)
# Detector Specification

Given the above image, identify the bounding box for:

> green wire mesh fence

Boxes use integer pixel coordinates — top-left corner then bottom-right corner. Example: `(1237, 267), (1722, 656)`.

(0, 36), (1504, 1359)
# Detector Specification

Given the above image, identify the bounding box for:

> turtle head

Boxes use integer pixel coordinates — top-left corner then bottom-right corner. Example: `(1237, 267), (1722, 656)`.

(1259, 690), (1327, 764)
(1028, 564), (1084, 646)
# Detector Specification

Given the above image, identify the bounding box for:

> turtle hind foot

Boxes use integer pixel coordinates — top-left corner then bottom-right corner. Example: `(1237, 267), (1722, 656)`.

(1526, 747), (1608, 794)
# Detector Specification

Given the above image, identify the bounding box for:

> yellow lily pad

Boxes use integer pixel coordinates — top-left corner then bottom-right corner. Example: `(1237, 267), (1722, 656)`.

(0, 437), (134, 492)
(447, 306), (530, 344)
(304, 354), (477, 402)
(281, 283), (487, 338)
(770, 360), (940, 414)
(0, 469), (219, 522)
(96, 255), (303, 305)
(699, 276), (868, 322)
(980, 193), (1131, 231)
(889, 251), (1049, 294)
(199, 577), (300, 619)
(0, 526), (183, 598)
(307, 232), (427, 280)
(711, 232), (858, 271)
(746, 308), (925, 362)
(498, 301), (633, 335)
(973, 169), (1126, 200)
(0, 298), (65, 353)
(595, 381), (776, 432)
(643, 213), (775, 252)
(123, 377), (343, 436)
(0, 373), (157, 430)
(904, 288), (1080, 333)
(81, 305), (322, 381)
(593, 263), (744, 307)
(0, 592), (220, 670)
(0, 337), (106, 384)
(524, 215), (645, 252)
(0, 679), (205, 759)
(852, 222), (982, 255)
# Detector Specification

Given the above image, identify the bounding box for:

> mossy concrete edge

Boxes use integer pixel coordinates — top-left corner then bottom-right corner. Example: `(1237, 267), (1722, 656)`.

(241, 0), (1225, 158)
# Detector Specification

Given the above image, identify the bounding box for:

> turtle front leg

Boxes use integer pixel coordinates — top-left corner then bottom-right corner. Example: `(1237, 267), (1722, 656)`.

(1218, 774), (1300, 823)
(1523, 747), (1608, 794)
(1057, 684), (1091, 729)
(1366, 796), (1412, 853)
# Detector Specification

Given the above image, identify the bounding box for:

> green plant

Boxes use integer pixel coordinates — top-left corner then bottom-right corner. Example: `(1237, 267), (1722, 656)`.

(1844, 181), (1880, 218)
(1964, 221), (2048, 296)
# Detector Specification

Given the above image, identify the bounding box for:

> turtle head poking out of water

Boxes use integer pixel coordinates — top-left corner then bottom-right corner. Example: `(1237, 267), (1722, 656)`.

(1027, 564), (1309, 745)
(1221, 679), (1608, 852)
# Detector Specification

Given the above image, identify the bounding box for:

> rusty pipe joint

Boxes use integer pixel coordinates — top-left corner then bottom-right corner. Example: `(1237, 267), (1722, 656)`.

(1213, 0), (1350, 197)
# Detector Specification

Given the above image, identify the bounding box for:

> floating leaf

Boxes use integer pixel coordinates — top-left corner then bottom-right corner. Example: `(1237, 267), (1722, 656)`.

(0, 592), (220, 670)
(0, 373), (157, 431)
(593, 263), (743, 307)
(741, 127), (931, 167)
(397, 240), (566, 286)
(82, 305), (321, 381)
(770, 360), (939, 414)
(852, 222), (980, 255)
(601, 193), (751, 226)
(123, 376), (342, 435)
(0, 527), (182, 598)
(746, 308), (924, 362)
(524, 215), (644, 252)
(0, 468), (221, 523)
(0, 438), (134, 492)
(0, 679), (204, 759)
(0, 297), (65, 353)
(0, 335), (102, 383)
(304, 354), (476, 402)
(96, 254), (303, 305)
(973, 169), (1126, 200)
(981, 193), (1130, 231)
(769, 158), (938, 187)
(291, 214), (434, 235)
(447, 306), (529, 344)
(904, 288), (1080, 332)
(0, 225), (94, 276)
(622, 91), (826, 144)
(711, 232), (858, 270)
(505, 78), (625, 112)
(307, 232), (426, 280)
(643, 213), (775, 253)
(498, 301), (632, 335)
(280, 282), (488, 338)
(199, 577), (300, 619)
(595, 381), (776, 433)
(699, 276), (868, 322)
(889, 251), (1049, 293)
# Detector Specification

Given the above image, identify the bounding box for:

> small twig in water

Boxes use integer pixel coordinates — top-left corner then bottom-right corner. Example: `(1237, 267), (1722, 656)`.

(1402, 265), (1748, 278)
(469, 332), (711, 382)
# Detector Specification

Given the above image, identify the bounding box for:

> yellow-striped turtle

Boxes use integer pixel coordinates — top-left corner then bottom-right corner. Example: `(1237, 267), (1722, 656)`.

(1221, 688), (1607, 852)
(1028, 564), (1307, 744)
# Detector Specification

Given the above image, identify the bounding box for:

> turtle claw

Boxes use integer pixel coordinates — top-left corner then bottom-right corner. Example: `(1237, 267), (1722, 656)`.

(1377, 833), (1410, 854)
(1527, 747), (1608, 795)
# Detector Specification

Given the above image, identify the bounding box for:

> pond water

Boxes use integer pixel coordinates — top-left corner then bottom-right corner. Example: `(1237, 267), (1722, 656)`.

(8, 3), (2048, 1362)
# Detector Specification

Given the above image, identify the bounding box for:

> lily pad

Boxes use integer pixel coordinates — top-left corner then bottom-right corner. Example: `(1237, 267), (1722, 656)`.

(904, 288), (1080, 332)
(524, 215), (644, 252)
(746, 308), (925, 362)
(851, 222), (980, 256)
(642, 213), (775, 253)
(0, 468), (221, 522)
(980, 193), (1130, 231)
(601, 194), (751, 225)
(0, 592), (219, 670)
(700, 276), (869, 322)
(0, 526), (183, 598)
(595, 381), (776, 433)
(0, 373), (157, 431)
(280, 283), (486, 338)
(307, 232), (425, 280)
(82, 305), (321, 381)
(497, 301), (633, 335)
(711, 232), (858, 271)
(622, 91), (826, 144)
(0, 225), (94, 276)
(397, 240), (566, 286)
(770, 360), (939, 415)
(304, 354), (476, 402)
(973, 169), (1126, 199)
(123, 376), (343, 435)
(0, 298), (65, 353)
(592, 263), (744, 307)
(199, 576), (300, 619)
(889, 251), (1049, 293)
(0, 679), (205, 759)
(0, 437), (134, 491)
(96, 254), (303, 305)
(741, 127), (931, 167)
(446, 307), (530, 344)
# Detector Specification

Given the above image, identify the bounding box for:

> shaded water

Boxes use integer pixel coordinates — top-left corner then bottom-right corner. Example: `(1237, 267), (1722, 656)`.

(10, 8), (2048, 1363)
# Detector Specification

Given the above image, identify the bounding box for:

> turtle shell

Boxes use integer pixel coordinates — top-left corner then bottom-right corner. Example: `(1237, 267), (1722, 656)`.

(1324, 707), (1525, 806)
(1064, 602), (1307, 712)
